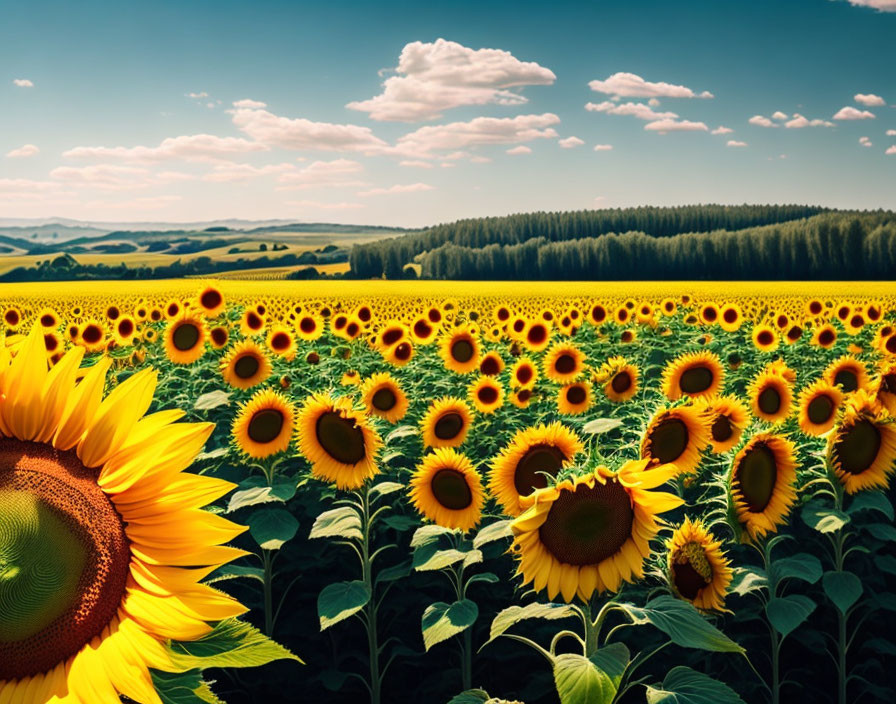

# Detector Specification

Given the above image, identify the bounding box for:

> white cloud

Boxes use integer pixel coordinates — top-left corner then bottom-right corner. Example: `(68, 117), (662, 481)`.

(785, 114), (835, 128)
(203, 161), (296, 182)
(712, 126), (733, 135)
(771, 111), (788, 120)
(833, 106), (876, 120)
(286, 199), (364, 210)
(749, 115), (778, 127)
(186, 91), (209, 99)
(644, 119), (709, 133)
(276, 159), (366, 190)
(357, 183), (435, 197)
(506, 145), (531, 155)
(0, 178), (59, 193)
(727, 140), (748, 147)
(887, 129), (896, 136)
(859, 136), (873, 147)
(87, 195), (183, 211)
(588, 72), (713, 99)
(13, 79), (33, 88)
(64, 134), (267, 162)
(855, 93), (886, 106)
(469, 155), (492, 163)
(233, 98), (267, 109)
(231, 107), (389, 153)
(886, 145), (896, 155)
(50, 164), (152, 190)
(593, 144), (613, 151)
(585, 100), (677, 121)
(395, 113), (559, 156)
(648, 98), (660, 107)
(6, 144), (39, 158)
(847, 0), (896, 11)
(558, 136), (584, 148)
(399, 159), (435, 168)
(346, 38), (556, 121)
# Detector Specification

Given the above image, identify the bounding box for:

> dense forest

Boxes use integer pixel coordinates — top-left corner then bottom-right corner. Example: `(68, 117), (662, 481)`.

(348, 205), (896, 280)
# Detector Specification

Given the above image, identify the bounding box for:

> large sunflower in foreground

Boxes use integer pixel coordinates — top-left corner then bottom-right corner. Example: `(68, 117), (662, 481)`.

(489, 422), (584, 517)
(409, 448), (485, 531)
(510, 460), (682, 603)
(0, 325), (248, 703)
(728, 432), (797, 541)
(666, 517), (732, 612)
(661, 351), (724, 401)
(297, 393), (382, 490)
(827, 390), (896, 494)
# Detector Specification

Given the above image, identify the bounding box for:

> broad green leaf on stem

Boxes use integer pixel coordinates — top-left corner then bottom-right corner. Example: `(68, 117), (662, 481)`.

(151, 670), (222, 704)
(226, 486), (281, 513)
(247, 507), (299, 550)
(875, 554), (896, 576)
(414, 547), (468, 571)
(645, 666), (746, 704)
(589, 642), (630, 688)
(204, 564), (264, 585)
(447, 690), (491, 704)
(771, 553), (823, 585)
(553, 653), (617, 704)
(582, 418), (624, 435)
(386, 424), (418, 442)
(802, 502), (850, 534)
(422, 599), (479, 650)
(473, 519), (513, 549)
(823, 571), (863, 614)
(411, 524), (456, 548)
(463, 549), (483, 570)
(194, 389), (231, 411)
(195, 446), (228, 462)
(466, 572), (500, 589)
(488, 602), (578, 643)
(376, 559), (412, 585)
(765, 595), (816, 637)
(846, 491), (894, 521)
(728, 567), (768, 597)
(617, 596), (744, 653)
(167, 618), (302, 669)
(369, 481), (404, 498)
(864, 522), (896, 542)
(318, 580), (371, 630)
(382, 514), (419, 532)
(309, 506), (362, 541)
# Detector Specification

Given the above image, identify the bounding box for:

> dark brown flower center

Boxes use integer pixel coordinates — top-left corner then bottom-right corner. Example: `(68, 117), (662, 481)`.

(565, 385), (586, 406)
(434, 412), (464, 440)
(648, 418), (689, 464)
(835, 419), (881, 475)
(737, 444), (777, 512)
(200, 289), (222, 310)
(234, 355), (260, 379)
(757, 331), (774, 346)
(316, 412), (366, 464)
(451, 339), (474, 363)
(247, 409), (284, 444)
(833, 369), (858, 393)
(513, 445), (566, 496)
(481, 356), (501, 376)
(527, 325), (547, 345)
(271, 332), (291, 351)
(430, 468), (473, 510)
(554, 354), (576, 375)
(711, 414), (733, 443)
(477, 384), (499, 405)
(611, 371), (632, 394)
(758, 386), (782, 415)
(673, 559), (709, 600)
(679, 366), (713, 394)
(807, 394), (835, 425)
(516, 365), (533, 384)
(81, 324), (102, 344)
(173, 323), (200, 351)
(372, 388), (397, 411)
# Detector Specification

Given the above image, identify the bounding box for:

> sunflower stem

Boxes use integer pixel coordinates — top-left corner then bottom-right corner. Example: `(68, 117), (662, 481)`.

(359, 484), (382, 704)
(262, 549), (274, 636)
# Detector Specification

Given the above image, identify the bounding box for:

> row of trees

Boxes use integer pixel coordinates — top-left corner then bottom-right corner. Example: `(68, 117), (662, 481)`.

(414, 213), (896, 280)
(350, 204), (831, 278)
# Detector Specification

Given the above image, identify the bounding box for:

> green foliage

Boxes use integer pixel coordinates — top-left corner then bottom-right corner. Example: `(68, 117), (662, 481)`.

(167, 619), (302, 669)
(617, 596), (744, 653)
(421, 599), (479, 650)
(645, 667), (745, 704)
(318, 580), (371, 630)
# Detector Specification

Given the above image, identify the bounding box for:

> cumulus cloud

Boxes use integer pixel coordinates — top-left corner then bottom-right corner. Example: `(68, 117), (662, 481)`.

(49, 164), (167, 190)
(231, 107), (389, 153)
(64, 134), (267, 162)
(286, 199), (364, 210)
(846, 0), (896, 11)
(585, 100), (677, 121)
(593, 144), (613, 151)
(771, 111), (789, 120)
(276, 159), (366, 190)
(399, 159), (435, 168)
(859, 136), (873, 147)
(712, 126), (733, 135)
(855, 93), (886, 106)
(357, 183), (435, 197)
(506, 145), (531, 155)
(887, 145), (896, 154)
(0, 178), (58, 193)
(186, 91), (209, 99)
(644, 119), (709, 133)
(887, 129), (896, 136)
(395, 113), (559, 156)
(785, 114), (835, 128)
(346, 38), (556, 121)
(232, 98), (267, 109)
(588, 72), (713, 99)
(6, 144), (39, 158)
(13, 78), (33, 87)
(558, 136), (584, 148)
(749, 115), (778, 127)
(833, 106), (876, 120)
(203, 161), (296, 182)
(727, 140), (748, 147)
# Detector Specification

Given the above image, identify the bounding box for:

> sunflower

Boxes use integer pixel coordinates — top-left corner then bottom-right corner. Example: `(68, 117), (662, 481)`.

(805, 298), (825, 318)
(37, 307), (60, 329)
(43, 330), (65, 358)
(489, 422), (583, 517)
(588, 303), (609, 326)
(0, 325), (247, 703)
(479, 351), (505, 376)
(164, 313), (208, 365)
(666, 517), (733, 612)
(661, 351), (724, 401)
(522, 319), (552, 352)
(875, 361), (896, 415)
(697, 395), (750, 453)
(699, 303), (720, 326)
(748, 366), (794, 424)
(383, 340), (415, 367)
(596, 356), (639, 402)
(3, 306), (22, 329)
(660, 298), (677, 317)
(266, 325), (297, 360)
(297, 393), (382, 490)
(640, 405), (712, 475)
(409, 448), (484, 532)
(557, 381), (592, 415)
(718, 304), (743, 332)
(823, 355), (870, 394)
(196, 285), (225, 318)
(440, 324), (480, 374)
(164, 298), (183, 319)
(510, 388), (534, 408)
(827, 391), (896, 494)
(784, 324), (804, 345)
(113, 315), (138, 346)
(812, 324), (837, 349)
(543, 342), (585, 384)
(729, 433), (797, 541)
(239, 308), (266, 337)
(469, 375), (504, 414)
(220, 339), (272, 390)
(510, 460), (683, 603)
(361, 372), (409, 423)
(77, 320), (107, 353)
(510, 357), (538, 388)
(232, 389), (295, 459)
(752, 324), (779, 352)
(797, 379), (844, 436)
(209, 325), (229, 349)
(418, 398), (472, 450)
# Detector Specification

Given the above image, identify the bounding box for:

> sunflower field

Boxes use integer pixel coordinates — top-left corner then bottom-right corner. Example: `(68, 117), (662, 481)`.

(2, 279), (896, 704)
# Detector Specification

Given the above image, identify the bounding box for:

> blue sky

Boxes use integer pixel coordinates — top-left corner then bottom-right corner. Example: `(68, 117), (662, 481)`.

(1, 0), (894, 226)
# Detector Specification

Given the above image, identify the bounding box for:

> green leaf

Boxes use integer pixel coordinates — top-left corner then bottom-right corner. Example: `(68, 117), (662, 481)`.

(167, 618), (302, 669)
(802, 502), (850, 534)
(875, 554), (896, 576)
(589, 642), (630, 688)
(227, 486), (282, 513)
(414, 547), (468, 571)
(447, 690), (490, 704)
(553, 653), (618, 704)
(205, 564), (264, 585)
(488, 602), (578, 643)
(309, 506), (362, 541)
(369, 481), (404, 498)
(318, 580), (371, 630)
(422, 599), (479, 650)
(463, 549), (484, 570)
(765, 595), (816, 637)
(823, 571), (863, 614)
(195, 446), (229, 461)
(865, 522), (896, 542)
(847, 491), (894, 521)
(410, 523), (456, 548)
(771, 553), (823, 585)
(247, 507), (299, 550)
(617, 596), (744, 653)
(382, 514), (419, 532)
(151, 670), (222, 704)
(466, 572), (500, 588)
(376, 559), (412, 585)
(645, 666), (745, 704)
(729, 567), (768, 597)
(582, 418), (624, 435)
(386, 424), (418, 442)
(472, 519), (513, 549)
(194, 389), (231, 411)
